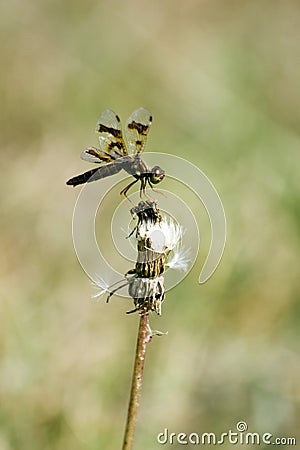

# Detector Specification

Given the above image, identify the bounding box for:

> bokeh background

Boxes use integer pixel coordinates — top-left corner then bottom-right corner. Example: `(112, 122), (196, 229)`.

(1, 1), (299, 449)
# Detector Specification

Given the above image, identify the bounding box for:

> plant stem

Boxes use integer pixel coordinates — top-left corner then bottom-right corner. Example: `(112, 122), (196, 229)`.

(122, 313), (150, 450)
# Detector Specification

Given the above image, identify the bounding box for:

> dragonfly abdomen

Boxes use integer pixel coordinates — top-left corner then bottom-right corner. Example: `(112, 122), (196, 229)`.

(66, 162), (122, 186)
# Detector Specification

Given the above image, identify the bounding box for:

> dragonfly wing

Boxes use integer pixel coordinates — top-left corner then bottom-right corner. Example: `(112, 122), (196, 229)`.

(96, 109), (128, 158)
(125, 108), (152, 155)
(80, 146), (115, 163)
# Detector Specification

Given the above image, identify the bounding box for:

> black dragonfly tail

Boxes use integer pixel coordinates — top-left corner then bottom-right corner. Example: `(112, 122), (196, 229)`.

(66, 163), (122, 186)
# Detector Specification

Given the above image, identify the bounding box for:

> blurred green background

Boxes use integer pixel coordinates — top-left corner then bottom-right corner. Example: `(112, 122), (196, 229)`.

(1, 1), (299, 449)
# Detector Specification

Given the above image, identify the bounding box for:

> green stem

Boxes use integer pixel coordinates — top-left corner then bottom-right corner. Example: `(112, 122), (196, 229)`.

(122, 313), (149, 450)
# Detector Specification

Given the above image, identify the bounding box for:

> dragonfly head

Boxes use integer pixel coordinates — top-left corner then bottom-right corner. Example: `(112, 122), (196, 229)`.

(149, 166), (165, 185)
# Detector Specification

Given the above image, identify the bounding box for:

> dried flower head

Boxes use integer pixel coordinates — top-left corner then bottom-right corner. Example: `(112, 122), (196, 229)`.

(93, 200), (189, 316)
(127, 276), (165, 315)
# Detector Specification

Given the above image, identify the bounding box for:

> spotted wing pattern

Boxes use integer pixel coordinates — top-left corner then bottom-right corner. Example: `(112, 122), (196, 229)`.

(96, 109), (128, 157)
(125, 108), (152, 155)
(67, 108), (153, 187)
(80, 146), (114, 164)
(80, 109), (128, 164)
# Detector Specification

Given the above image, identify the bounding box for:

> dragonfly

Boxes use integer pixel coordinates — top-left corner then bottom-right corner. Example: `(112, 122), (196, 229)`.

(66, 108), (165, 197)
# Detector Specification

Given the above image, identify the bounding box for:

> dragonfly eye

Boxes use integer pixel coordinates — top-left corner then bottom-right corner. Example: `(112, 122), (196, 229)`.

(150, 166), (165, 184)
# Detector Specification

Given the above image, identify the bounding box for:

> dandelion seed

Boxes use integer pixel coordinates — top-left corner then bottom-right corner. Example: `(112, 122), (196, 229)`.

(167, 246), (190, 272)
(91, 276), (111, 300)
(139, 217), (183, 254)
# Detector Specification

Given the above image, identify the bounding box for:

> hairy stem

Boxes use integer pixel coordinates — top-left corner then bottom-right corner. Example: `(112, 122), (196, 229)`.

(122, 313), (150, 450)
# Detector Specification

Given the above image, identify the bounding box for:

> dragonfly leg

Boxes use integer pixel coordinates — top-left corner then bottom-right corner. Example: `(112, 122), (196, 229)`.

(120, 178), (139, 203)
(140, 177), (154, 201)
(147, 179), (166, 198)
(140, 177), (157, 202)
